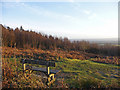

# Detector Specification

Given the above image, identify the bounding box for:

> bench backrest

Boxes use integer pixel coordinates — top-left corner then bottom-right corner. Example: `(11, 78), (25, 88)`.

(21, 59), (55, 67)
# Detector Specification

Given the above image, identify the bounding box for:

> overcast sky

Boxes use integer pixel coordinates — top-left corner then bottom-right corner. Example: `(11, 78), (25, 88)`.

(1, 0), (118, 39)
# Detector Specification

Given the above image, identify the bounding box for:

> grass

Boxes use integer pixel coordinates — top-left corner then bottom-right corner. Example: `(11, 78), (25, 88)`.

(54, 58), (120, 88)
(2, 57), (120, 88)
(2, 58), (45, 88)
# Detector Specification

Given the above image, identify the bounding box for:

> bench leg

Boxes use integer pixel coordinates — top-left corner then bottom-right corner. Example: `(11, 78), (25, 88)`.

(50, 74), (55, 80)
(46, 76), (50, 86)
(23, 64), (26, 76)
(23, 64), (26, 71)
(46, 74), (55, 86)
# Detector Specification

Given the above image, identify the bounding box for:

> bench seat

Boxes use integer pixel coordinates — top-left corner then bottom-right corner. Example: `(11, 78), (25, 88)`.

(32, 67), (60, 74)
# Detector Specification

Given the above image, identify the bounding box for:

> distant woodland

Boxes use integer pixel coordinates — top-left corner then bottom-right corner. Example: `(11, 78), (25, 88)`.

(1, 24), (119, 56)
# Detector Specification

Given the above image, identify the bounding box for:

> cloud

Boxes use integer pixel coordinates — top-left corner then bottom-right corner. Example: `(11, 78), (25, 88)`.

(83, 10), (91, 15)
(2, 2), (25, 8)
(68, 0), (74, 2)
(71, 2), (81, 10)
(16, 2), (80, 24)
(3, 2), (81, 25)
(15, 0), (21, 2)
(64, 15), (72, 18)
(82, 9), (97, 20)
(88, 13), (97, 19)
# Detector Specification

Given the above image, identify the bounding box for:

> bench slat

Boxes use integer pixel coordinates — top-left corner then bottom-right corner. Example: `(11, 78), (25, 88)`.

(32, 67), (60, 74)
(21, 59), (55, 67)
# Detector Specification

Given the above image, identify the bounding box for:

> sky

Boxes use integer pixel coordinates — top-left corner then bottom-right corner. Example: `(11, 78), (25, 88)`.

(1, 0), (118, 39)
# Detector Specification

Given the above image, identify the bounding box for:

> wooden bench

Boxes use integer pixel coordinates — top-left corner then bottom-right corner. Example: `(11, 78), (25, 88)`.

(20, 59), (60, 86)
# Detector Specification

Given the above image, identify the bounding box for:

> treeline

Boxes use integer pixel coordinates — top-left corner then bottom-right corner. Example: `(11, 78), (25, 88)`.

(1, 24), (119, 56)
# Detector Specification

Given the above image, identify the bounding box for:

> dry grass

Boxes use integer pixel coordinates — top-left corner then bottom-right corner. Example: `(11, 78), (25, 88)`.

(2, 57), (45, 88)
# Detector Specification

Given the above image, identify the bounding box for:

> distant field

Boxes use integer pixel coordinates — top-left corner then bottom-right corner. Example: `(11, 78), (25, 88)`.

(113, 45), (120, 46)
(70, 38), (118, 46)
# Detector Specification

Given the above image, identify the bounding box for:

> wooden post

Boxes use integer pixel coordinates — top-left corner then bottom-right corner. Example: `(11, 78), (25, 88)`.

(47, 66), (50, 75)
(23, 64), (26, 71)
(46, 66), (50, 86)
(23, 63), (26, 77)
